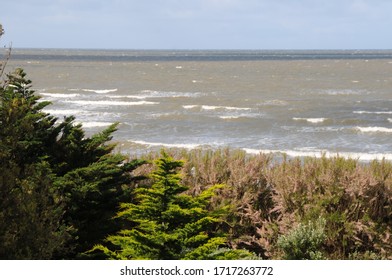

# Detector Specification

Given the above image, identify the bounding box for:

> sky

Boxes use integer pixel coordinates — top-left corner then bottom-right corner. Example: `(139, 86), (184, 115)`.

(1, 0), (392, 49)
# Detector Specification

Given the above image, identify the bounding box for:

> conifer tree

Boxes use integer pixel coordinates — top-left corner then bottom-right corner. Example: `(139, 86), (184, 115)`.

(0, 68), (144, 259)
(0, 69), (68, 258)
(93, 151), (255, 260)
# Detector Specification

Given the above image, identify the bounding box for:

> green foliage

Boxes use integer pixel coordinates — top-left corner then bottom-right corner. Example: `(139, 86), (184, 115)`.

(0, 159), (68, 259)
(277, 218), (326, 260)
(155, 149), (391, 259)
(0, 68), (144, 259)
(1, 69), (56, 164)
(0, 69), (68, 258)
(92, 150), (246, 259)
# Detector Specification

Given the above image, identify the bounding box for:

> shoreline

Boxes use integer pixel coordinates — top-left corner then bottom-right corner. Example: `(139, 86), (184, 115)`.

(115, 141), (392, 162)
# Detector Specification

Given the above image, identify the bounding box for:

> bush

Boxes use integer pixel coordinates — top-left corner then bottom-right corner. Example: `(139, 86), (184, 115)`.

(277, 218), (326, 260)
(91, 150), (253, 260)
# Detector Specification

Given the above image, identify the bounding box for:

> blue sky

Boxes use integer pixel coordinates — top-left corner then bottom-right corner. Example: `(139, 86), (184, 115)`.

(1, 0), (391, 49)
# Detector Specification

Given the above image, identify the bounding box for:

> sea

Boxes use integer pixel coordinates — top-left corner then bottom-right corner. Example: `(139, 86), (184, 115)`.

(4, 49), (392, 161)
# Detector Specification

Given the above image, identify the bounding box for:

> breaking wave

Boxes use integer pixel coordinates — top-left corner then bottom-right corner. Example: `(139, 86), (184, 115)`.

(355, 126), (392, 133)
(183, 105), (252, 111)
(243, 148), (392, 161)
(42, 109), (83, 115)
(77, 122), (114, 128)
(82, 89), (118, 94)
(129, 140), (203, 150)
(293, 117), (328, 124)
(354, 110), (392, 115)
(40, 93), (80, 98)
(63, 100), (159, 106)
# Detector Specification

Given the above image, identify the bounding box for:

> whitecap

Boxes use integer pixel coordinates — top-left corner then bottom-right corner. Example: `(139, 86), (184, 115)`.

(224, 106), (252, 111)
(201, 105), (251, 111)
(182, 105), (199, 109)
(109, 95), (147, 100)
(323, 89), (364, 96)
(129, 140), (201, 150)
(355, 126), (392, 133)
(43, 109), (83, 115)
(219, 113), (262, 120)
(40, 93), (80, 98)
(139, 90), (204, 98)
(388, 118), (392, 123)
(293, 117), (327, 124)
(353, 111), (392, 115)
(77, 122), (114, 128)
(82, 89), (118, 94)
(259, 100), (289, 106)
(201, 105), (220, 110)
(219, 116), (241, 119)
(63, 100), (159, 106)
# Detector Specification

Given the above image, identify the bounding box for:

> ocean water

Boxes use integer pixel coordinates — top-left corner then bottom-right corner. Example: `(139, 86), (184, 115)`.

(5, 49), (392, 160)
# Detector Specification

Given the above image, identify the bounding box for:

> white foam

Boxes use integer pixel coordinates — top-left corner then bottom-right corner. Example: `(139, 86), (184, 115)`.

(43, 109), (83, 115)
(356, 126), (392, 133)
(354, 111), (392, 115)
(139, 90), (204, 98)
(77, 122), (114, 128)
(243, 148), (392, 161)
(181, 104), (252, 111)
(243, 148), (324, 158)
(293, 117), (327, 124)
(82, 89), (118, 94)
(388, 118), (392, 123)
(182, 105), (199, 109)
(63, 100), (159, 106)
(109, 95), (147, 100)
(259, 100), (289, 106)
(219, 116), (241, 119)
(40, 93), (80, 98)
(201, 105), (220, 110)
(130, 140), (201, 150)
(224, 106), (252, 111)
(323, 89), (363, 96)
(219, 113), (262, 119)
(109, 91), (202, 100)
(201, 105), (251, 111)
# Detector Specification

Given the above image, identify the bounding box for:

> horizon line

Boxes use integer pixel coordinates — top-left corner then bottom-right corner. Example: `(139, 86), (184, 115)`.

(8, 47), (392, 52)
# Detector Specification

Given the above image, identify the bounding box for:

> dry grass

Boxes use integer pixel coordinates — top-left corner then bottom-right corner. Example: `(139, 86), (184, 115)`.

(130, 148), (392, 259)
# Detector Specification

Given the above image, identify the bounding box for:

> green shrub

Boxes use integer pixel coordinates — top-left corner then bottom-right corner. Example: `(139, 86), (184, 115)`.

(277, 218), (326, 260)
(92, 150), (250, 259)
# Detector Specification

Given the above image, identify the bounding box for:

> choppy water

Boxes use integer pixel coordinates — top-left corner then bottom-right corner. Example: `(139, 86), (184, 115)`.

(5, 49), (392, 160)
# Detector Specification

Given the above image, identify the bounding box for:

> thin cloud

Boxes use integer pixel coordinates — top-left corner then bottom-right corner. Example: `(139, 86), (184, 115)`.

(1, 0), (391, 49)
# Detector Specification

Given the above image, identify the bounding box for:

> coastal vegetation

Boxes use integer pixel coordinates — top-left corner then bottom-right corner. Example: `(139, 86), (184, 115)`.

(0, 68), (390, 259)
(134, 148), (392, 260)
(1, 27), (391, 260)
